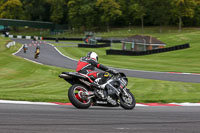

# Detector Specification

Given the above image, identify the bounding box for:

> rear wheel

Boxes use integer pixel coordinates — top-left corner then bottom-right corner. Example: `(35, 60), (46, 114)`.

(68, 84), (92, 109)
(120, 90), (136, 110)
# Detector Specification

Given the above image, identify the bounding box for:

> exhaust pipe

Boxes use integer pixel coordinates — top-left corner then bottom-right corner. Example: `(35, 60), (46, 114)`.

(59, 74), (72, 79)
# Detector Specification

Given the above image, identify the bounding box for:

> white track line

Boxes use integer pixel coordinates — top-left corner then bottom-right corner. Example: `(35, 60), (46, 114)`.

(0, 100), (57, 105)
(12, 45), (23, 55)
(136, 103), (149, 106)
(48, 43), (78, 61)
(170, 103), (200, 106)
(23, 58), (43, 65)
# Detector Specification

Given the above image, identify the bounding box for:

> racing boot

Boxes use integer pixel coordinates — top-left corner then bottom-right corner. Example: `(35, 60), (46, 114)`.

(93, 72), (109, 89)
(91, 78), (106, 89)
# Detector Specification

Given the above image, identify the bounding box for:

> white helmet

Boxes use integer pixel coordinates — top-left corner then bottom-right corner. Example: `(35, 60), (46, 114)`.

(87, 52), (98, 61)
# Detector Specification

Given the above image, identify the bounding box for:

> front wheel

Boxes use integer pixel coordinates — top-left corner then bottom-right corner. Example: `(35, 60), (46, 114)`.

(120, 90), (136, 110)
(68, 84), (92, 109)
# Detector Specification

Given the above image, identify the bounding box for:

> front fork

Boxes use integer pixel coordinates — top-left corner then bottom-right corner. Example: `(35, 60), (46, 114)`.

(122, 88), (130, 97)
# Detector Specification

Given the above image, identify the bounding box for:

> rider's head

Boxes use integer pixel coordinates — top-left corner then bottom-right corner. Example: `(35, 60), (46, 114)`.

(36, 46), (40, 49)
(87, 52), (98, 61)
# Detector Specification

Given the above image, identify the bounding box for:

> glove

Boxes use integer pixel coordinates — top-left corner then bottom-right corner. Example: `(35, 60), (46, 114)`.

(107, 69), (118, 75)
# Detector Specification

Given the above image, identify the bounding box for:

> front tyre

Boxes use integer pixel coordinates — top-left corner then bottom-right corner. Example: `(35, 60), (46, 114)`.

(68, 84), (92, 109)
(120, 90), (136, 110)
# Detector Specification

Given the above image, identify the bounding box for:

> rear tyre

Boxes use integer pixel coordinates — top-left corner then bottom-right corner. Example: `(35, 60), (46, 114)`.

(68, 84), (92, 109)
(120, 90), (136, 110)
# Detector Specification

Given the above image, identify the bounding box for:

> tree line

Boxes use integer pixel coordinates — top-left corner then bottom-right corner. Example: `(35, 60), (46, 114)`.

(0, 0), (200, 32)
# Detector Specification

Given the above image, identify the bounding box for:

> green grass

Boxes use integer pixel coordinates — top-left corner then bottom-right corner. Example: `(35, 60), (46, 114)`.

(50, 27), (200, 73)
(0, 37), (72, 102)
(1, 26), (200, 103)
(131, 78), (200, 103)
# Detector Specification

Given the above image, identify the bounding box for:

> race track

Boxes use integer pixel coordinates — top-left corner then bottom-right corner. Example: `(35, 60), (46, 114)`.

(2, 38), (199, 133)
(1, 103), (200, 133)
(13, 38), (200, 83)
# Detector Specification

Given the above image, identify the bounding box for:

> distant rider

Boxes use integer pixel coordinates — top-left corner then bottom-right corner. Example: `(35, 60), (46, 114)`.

(35, 46), (40, 58)
(23, 44), (28, 53)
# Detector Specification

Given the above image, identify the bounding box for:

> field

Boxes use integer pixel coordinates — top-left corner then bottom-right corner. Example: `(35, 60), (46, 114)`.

(1, 27), (200, 103)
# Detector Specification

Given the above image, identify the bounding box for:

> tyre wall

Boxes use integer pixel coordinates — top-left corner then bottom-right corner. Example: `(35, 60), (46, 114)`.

(106, 43), (190, 56)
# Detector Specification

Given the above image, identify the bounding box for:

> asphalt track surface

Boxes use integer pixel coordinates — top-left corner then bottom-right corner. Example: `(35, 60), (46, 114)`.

(13, 38), (200, 83)
(1, 103), (200, 133)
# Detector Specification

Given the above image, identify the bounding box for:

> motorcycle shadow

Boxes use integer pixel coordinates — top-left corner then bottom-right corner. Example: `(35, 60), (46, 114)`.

(60, 105), (125, 111)
(88, 107), (125, 111)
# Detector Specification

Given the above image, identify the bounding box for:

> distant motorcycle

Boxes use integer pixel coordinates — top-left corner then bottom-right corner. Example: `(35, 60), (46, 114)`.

(59, 71), (136, 110)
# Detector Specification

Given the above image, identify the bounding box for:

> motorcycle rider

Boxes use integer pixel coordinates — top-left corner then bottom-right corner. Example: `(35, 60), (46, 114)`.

(35, 45), (40, 58)
(76, 52), (117, 93)
(23, 44), (28, 53)
(36, 46), (40, 52)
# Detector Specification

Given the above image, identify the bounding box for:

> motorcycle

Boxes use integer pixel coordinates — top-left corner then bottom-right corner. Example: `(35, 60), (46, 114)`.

(59, 71), (136, 110)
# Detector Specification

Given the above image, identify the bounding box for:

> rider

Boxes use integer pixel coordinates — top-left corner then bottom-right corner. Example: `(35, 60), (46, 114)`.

(76, 52), (117, 89)
(36, 46), (40, 52)
(35, 46), (40, 56)
(23, 44), (28, 53)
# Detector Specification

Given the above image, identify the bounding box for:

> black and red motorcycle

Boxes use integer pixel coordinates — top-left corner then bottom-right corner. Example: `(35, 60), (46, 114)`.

(59, 71), (136, 110)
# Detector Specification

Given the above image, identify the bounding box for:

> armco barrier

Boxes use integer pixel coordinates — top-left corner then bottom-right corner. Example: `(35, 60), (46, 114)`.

(42, 37), (83, 41)
(78, 43), (111, 48)
(3, 34), (43, 40)
(106, 43), (190, 56)
(97, 39), (121, 43)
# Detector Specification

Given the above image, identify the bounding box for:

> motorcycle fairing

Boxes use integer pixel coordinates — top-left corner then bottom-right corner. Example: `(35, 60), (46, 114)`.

(60, 72), (93, 84)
